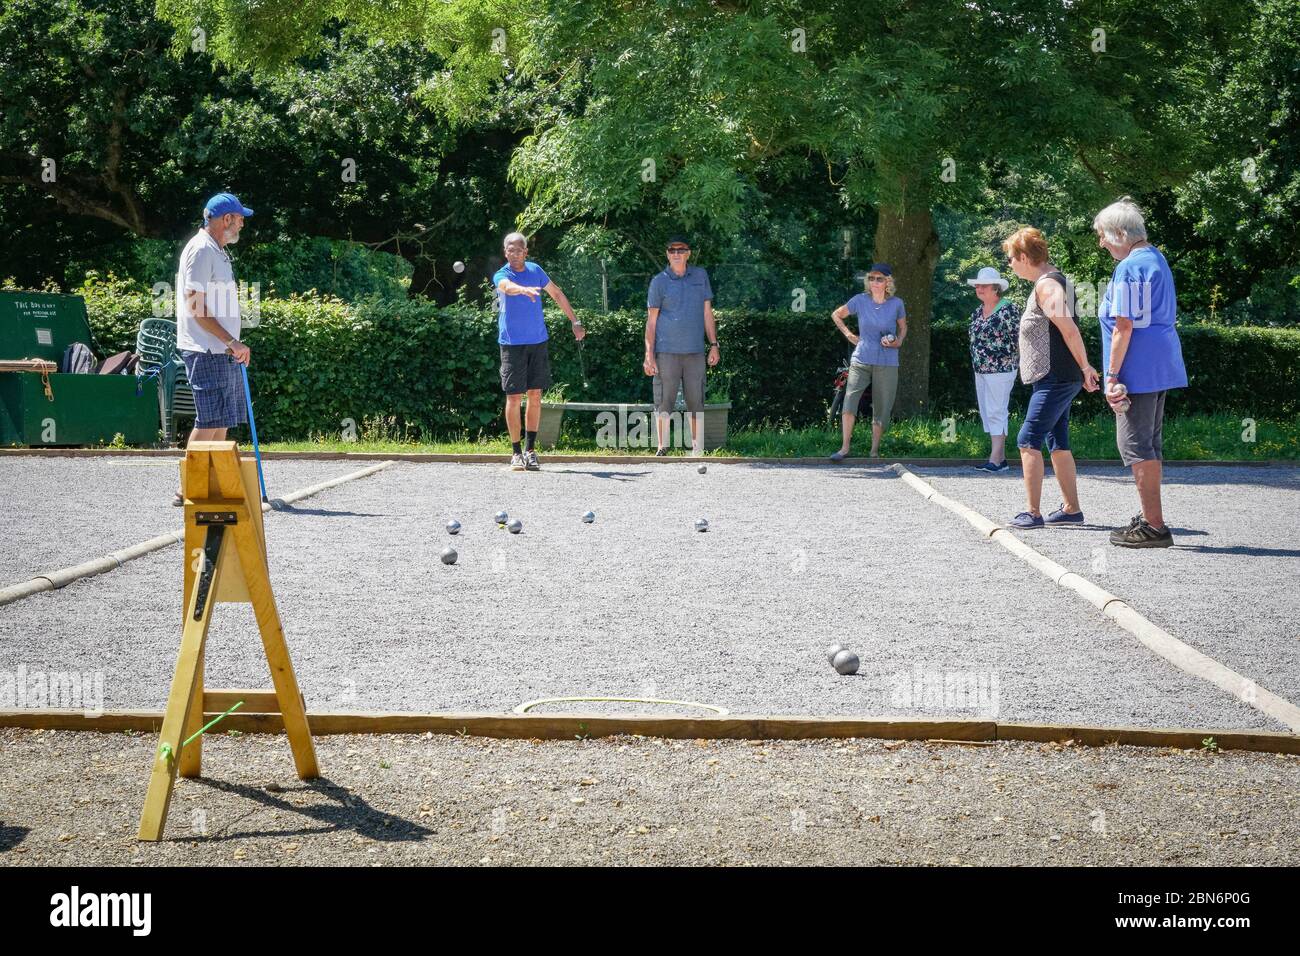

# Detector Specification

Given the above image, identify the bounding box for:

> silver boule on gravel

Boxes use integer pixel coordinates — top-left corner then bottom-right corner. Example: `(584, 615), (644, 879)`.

(507, 518), (523, 534)
(695, 518), (709, 532)
(832, 649), (859, 675)
(582, 511), (596, 523)
(440, 546), (458, 565)
(494, 510), (508, 525)
(826, 643), (846, 664)
(698, 464), (707, 474)
(446, 519), (461, 535)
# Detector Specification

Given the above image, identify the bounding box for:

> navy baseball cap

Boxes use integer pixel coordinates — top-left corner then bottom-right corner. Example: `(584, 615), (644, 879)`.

(867, 262), (892, 276)
(666, 235), (691, 249)
(203, 192), (254, 220)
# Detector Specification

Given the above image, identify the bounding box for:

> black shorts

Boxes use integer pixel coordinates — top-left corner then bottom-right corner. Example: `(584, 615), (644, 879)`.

(499, 342), (551, 394)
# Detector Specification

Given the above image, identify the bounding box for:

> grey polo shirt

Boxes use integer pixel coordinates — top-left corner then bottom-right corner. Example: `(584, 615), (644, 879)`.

(647, 265), (713, 354)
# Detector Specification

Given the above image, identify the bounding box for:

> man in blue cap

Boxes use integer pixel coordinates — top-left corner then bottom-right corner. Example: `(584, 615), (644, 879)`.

(171, 191), (254, 504)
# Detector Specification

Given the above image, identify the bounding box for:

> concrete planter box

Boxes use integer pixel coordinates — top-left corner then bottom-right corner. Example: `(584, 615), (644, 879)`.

(538, 401), (732, 451)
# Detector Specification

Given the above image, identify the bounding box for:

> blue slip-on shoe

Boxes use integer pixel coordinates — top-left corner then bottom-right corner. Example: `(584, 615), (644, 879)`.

(1045, 505), (1085, 525)
(1010, 511), (1045, 529)
(829, 451), (848, 462)
(971, 460), (1009, 473)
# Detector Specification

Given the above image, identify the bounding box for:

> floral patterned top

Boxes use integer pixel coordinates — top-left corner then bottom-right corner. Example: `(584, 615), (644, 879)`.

(968, 298), (1021, 374)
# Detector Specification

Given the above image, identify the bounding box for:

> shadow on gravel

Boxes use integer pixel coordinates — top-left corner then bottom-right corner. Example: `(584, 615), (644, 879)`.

(179, 777), (431, 844)
(1084, 468), (1300, 491)
(547, 469), (651, 481)
(0, 822), (31, 850)
(268, 505), (387, 518)
(1174, 544), (1300, 558)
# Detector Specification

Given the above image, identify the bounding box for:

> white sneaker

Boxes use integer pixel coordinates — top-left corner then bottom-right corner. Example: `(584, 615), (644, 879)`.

(510, 452), (526, 471)
(525, 449), (540, 471)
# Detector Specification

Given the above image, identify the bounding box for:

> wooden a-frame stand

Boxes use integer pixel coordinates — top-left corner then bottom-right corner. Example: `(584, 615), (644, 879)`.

(138, 441), (318, 841)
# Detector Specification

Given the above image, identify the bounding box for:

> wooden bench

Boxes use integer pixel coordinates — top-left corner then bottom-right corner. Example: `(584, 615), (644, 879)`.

(538, 400), (732, 450)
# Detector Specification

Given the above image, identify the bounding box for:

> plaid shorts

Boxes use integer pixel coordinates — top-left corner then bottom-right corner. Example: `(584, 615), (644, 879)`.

(181, 350), (247, 429)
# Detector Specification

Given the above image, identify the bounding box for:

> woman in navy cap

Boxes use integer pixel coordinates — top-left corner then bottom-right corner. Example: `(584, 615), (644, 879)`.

(829, 263), (907, 460)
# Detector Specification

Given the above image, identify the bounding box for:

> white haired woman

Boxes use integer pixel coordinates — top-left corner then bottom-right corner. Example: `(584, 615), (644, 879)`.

(1094, 198), (1188, 548)
(966, 267), (1020, 472)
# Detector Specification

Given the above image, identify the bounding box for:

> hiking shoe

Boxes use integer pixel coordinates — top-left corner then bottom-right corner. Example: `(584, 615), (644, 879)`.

(525, 449), (540, 471)
(1009, 511), (1044, 529)
(510, 452), (526, 471)
(971, 460), (1008, 473)
(1111, 516), (1173, 548)
(1045, 505), (1084, 525)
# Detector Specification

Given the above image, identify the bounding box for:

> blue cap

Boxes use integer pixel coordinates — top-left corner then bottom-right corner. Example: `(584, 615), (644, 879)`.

(868, 262), (892, 276)
(203, 192), (254, 221)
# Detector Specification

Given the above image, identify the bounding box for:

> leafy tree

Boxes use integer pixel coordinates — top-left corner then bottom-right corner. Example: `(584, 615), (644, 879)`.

(157, 0), (1252, 412)
(0, 0), (519, 301)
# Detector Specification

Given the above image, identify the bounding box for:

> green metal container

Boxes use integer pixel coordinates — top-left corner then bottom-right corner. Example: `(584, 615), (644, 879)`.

(0, 290), (160, 447)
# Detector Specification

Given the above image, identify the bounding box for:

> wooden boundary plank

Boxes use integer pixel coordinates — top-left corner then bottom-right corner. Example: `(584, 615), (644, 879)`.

(2, 710), (1296, 754)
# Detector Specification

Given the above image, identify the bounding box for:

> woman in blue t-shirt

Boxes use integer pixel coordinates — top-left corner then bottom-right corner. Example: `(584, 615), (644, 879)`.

(1094, 198), (1188, 549)
(829, 263), (907, 460)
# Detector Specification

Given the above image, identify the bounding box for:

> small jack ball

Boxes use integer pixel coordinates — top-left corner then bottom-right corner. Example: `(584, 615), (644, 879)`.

(698, 465), (707, 474)
(440, 546), (458, 565)
(494, 511), (508, 525)
(507, 518), (523, 534)
(446, 519), (461, 535)
(453, 261), (466, 273)
(832, 650), (859, 675)
(695, 518), (709, 532)
(826, 643), (846, 664)
(582, 511), (596, 523)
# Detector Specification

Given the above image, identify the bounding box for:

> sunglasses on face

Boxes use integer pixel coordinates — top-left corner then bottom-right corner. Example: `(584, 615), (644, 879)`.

(667, 248), (689, 254)
(868, 276), (887, 283)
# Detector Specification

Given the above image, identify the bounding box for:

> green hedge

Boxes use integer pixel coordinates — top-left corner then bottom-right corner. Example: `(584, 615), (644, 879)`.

(81, 278), (1299, 440)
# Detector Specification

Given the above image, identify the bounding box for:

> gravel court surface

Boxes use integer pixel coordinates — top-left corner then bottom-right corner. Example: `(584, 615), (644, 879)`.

(1, 729), (1297, 866)
(0, 456), (362, 585)
(910, 464), (1300, 710)
(0, 460), (1278, 730)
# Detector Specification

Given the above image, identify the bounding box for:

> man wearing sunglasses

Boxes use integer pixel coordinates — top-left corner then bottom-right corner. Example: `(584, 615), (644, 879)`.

(643, 235), (719, 455)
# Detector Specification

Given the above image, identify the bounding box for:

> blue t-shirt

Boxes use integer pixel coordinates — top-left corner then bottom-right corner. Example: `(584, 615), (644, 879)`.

(492, 261), (551, 345)
(647, 265), (713, 354)
(1098, 245), (1187, 394)
(846, 294), (905, 367)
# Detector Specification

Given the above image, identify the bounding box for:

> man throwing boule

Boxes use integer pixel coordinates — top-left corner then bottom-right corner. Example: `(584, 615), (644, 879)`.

(493, 232), (584, 470)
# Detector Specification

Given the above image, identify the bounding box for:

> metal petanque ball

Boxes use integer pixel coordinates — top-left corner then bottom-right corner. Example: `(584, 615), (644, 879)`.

(440, 546), (458, 565)
(582, 511), (596, 523)
(446, 519), (461, 535)
(826, 643), (846, 664)
(698, 464), (707, 474)
(507, 518), (523, 534)
(832, 649), (860, 676)
(695, 518), (709, 532)
(494, 510), (508, 525)
(453, 260), (466, 273)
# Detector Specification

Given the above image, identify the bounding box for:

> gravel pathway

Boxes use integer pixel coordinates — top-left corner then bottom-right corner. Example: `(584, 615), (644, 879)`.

(0, 456), (361, 585)
(0, 460), (1282, 730)
(1, 729), (1296, 866)
(910, 464), (1300, 709)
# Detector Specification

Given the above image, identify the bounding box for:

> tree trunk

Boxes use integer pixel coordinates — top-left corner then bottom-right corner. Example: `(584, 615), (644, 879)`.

(874, 203), (941, 417)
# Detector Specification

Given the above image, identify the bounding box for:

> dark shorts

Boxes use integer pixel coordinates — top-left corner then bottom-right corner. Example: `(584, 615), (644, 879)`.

(1017, 374), (1081, 453)
(499, 342), (551, 394)
(652, 351), (707, 413)
(181, 350), (247, 430)
(1116, 390), (1167, 465)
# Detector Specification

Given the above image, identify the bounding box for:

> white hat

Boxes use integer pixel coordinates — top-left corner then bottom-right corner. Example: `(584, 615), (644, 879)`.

(966, 266), (1008, 290)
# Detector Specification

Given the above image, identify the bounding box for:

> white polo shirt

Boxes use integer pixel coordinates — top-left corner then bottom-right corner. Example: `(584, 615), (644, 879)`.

(176, 228), (240, 353)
